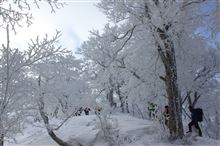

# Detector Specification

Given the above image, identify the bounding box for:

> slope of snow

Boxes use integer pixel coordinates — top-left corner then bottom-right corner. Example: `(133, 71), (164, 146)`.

(6, 114), (220, 146)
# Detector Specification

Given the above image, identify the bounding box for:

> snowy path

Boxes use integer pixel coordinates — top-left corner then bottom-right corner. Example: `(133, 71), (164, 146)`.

(6, 114), (220, 146)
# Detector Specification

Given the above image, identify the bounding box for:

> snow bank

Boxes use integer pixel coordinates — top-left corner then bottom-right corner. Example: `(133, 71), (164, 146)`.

(6, 114), (220, 146)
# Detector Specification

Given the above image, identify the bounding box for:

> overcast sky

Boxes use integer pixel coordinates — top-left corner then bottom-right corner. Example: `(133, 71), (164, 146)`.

(4, 0), (108, 52)
(1, 0), (218, 52)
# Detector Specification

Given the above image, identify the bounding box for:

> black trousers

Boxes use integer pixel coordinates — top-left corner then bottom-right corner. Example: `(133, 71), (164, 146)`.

(188, 121), (202, 136)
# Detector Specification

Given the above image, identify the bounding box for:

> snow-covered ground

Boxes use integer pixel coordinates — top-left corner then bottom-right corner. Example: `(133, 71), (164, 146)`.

(6, 114), (220, 146)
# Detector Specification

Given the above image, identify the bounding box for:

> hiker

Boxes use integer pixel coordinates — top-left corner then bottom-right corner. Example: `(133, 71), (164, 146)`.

(84, 107), (91, 115)
(187, 106), (202, 137)
(75, 107), (83, 116)
(95, 106), (102, 115)
(112, 102), (117, 108)
(163, 105), (170, 127)
(148, 102), (157, 120)
(153, 103), (158, 119)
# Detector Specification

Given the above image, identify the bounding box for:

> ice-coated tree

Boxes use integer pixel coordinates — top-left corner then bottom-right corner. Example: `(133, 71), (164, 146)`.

(78, 0), (220, 139)
(0, 26), (65, 146)
(0, 0), (65, 145)
(29, 53), (92, 146)
(78, 24), (137, 112)
(0, 0), (63, 32)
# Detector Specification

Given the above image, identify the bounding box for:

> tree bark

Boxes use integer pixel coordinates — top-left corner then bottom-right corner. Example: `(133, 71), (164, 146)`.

(143, 2), (184, 139)
(116, 85), (125, 112)
(38, 97), (71, 146)
(125, 96), (130, 113)
(157, 31), (184, 139)
(0, 134), (3, 146)
(107, 88), (115, 107)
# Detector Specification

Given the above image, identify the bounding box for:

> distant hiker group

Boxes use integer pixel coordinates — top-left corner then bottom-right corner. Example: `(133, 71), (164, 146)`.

(74, 106), (103, 116)
(75, 107), (91, 116)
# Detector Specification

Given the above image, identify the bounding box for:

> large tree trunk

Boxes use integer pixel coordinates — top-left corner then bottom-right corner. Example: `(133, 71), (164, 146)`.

(143, 1), (184, 139)
(165, 67), (183, 139)
(157, 30), (184, 139)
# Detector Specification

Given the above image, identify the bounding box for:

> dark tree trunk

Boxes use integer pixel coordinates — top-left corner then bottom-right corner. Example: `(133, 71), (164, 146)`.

(157, 31), (184, 139)
(48, 131), (72, 146)
(0, 119), (4, 146)
(107, 88), (115, 107)
(0, 134), (3, 146)
(125, 96), (130, 113)
(117, 86), (125, 112)
(143, 1), (184, 139)
(115, 84), (129, 113)
(119, 95), (125, 112)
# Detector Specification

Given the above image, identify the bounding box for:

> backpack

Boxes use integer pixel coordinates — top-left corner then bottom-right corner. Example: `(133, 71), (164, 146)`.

(195, 108), (203, 122)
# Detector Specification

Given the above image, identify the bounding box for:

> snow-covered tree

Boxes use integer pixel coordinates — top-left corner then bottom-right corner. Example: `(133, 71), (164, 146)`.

(0, 25), (65, 146)
(0, 1), (66, 145)
(79, 0), (220, 139)
(28, 53), (92, 146)
(0, 0), (63, 32)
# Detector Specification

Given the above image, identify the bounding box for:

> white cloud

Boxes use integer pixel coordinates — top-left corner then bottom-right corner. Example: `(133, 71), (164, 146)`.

(0, 1), (107, 52)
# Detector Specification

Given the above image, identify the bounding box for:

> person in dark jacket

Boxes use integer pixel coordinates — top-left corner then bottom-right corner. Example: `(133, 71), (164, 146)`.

(75, 107), (83, 116)
(84, 107), (91, 115)
(163, 105), (170, 127)
(187, 106), (202, 136)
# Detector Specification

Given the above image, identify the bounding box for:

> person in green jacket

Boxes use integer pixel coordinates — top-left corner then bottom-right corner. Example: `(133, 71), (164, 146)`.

(148, 102), (157, 120)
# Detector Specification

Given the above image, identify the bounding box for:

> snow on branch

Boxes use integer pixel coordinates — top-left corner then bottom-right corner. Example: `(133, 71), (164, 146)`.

(182, 0), (207, 9)
(34, 0), (65, 13)
(0, 3), (32, 32)
(107, 25), (137, 67)
(0, 0), (64, 32)
(24, 30), (66, 66)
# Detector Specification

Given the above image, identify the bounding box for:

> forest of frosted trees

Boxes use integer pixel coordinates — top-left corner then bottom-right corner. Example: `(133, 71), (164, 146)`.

(0, 0), (220, 146)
